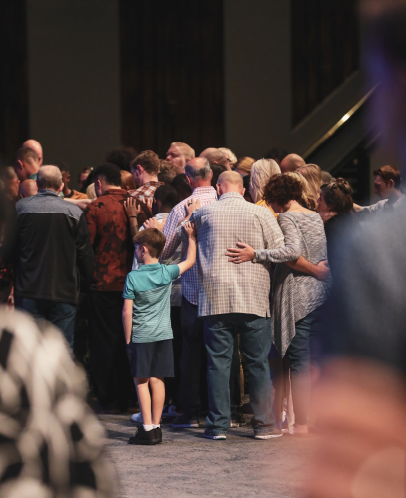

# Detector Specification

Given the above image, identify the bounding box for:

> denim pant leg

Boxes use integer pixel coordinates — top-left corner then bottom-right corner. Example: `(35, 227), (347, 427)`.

(179, 297), (206, 418)
(238, 316), (275, 433)
(204, 316), (235, 433)
(230, 334), (242, 416)
(48, 302), (77, 349)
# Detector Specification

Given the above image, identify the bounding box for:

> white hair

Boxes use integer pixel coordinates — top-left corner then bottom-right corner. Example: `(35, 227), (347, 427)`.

(219, 147), (237, 165)
(249, 159), (281, 203)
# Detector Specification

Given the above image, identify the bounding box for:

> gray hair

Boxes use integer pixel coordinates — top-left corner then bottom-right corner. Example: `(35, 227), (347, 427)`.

(185, 157), (211, 181)
(37, 165), (63, 191)
(250, 159), (281, 203)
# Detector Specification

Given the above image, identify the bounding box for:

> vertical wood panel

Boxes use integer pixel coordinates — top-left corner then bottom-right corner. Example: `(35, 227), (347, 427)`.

(292, 0), (359, 126)
(0, 2), (29, 164)
(120, 0), (224, 157)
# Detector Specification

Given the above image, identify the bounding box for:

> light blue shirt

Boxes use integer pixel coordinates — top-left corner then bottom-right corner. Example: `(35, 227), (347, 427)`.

(123, 263), (180, 343)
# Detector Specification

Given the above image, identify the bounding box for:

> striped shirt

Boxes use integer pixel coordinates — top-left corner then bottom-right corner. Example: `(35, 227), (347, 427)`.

(161, 186), (218, 305)
(123, 263), (180, 343)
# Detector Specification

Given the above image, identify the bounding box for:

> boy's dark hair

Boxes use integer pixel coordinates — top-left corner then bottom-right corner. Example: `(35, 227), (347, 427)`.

(171, 174), (192, 202)
(131, 150), (160, 175)
(154, 185), (178, 211)
(105, 146), (137, 172)
(133, 228), (166, 258)
(373, 164), (401, 189)
(94, 163), (122, 187)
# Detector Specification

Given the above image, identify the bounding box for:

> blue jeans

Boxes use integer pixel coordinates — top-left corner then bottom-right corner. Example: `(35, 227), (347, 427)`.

(204, 313), (274, 435)
(15, 297), (76, 348)
(287, 305), (324, 425)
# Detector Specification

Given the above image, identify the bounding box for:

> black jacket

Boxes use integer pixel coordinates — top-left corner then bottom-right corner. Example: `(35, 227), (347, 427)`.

(3, 190), (94, 304)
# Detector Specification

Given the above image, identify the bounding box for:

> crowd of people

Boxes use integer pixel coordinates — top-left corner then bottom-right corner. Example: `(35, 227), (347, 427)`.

(0, 137), (403, 448)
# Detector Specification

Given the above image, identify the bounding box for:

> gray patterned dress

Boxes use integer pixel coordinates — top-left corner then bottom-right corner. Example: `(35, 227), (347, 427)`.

(254, 212), (329, 356)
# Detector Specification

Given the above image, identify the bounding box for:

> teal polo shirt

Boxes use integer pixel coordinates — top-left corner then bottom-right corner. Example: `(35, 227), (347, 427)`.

(123, 263), (180, 343)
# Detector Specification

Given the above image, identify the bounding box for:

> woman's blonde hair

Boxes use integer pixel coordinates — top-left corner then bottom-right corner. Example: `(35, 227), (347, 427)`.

(297, 164), (322, 206)
(250, 159), (281, 203)
(234, 156), (255, 175)
(284, 171), (317, 210)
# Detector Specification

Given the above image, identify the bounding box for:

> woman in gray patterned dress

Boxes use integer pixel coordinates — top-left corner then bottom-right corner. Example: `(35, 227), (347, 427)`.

(226, 174), (329, 437)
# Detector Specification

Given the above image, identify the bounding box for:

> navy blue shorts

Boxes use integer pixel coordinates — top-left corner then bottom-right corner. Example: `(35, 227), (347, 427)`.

(130, 339), (174, 378)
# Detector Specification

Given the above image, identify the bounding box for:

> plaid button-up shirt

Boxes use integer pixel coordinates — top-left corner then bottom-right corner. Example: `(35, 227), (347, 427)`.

(128, 181), (164, 203)
(161, 186), (218, 305)
(178, 192), (284, 317)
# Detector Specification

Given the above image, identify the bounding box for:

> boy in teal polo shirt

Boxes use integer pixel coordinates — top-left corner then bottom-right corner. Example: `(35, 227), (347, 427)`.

(122, 225), (196, 445)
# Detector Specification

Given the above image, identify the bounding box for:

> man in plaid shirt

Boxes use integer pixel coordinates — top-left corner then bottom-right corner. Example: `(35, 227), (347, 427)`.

(128, 150), (164, 204)
(145, 157), (217, 427)
(177, 171), (286, 440)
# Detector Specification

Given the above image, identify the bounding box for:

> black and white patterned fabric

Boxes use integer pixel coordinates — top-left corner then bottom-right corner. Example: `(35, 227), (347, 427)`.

(255, 212), (330, 356)
(0, 307), (115, 497)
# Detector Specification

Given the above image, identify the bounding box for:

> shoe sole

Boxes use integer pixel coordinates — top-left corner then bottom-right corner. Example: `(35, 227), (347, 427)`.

(203, 434), (227, 440)
(254, 433), (283, 440)
(171, 423), (200, 428)
(128, 439), (159, 445)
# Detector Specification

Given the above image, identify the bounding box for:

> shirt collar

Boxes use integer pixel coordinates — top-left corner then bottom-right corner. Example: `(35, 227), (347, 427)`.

(37, 189), (60, 197)
(219, 192), (245, 201)
(102, 188), (128, 196)
(28, 173), (38, 180)
(136, 263), (161, 271)
(192, 186), (217, 196)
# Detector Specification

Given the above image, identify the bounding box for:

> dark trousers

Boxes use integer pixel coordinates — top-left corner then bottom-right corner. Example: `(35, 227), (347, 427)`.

(164, 306), (183, 408)
(89, 291), (134, 409)
(15, 296), (76, 348)
(204, 313), (274, 435)
(179, 296), (208, 418)
(287, 305), (323, 425)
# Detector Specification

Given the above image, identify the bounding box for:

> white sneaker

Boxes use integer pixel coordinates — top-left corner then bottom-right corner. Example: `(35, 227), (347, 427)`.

(131, 412), (143, 424)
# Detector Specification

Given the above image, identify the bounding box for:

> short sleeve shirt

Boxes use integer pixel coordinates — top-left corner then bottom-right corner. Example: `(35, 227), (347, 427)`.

(123, 263), (180, 343)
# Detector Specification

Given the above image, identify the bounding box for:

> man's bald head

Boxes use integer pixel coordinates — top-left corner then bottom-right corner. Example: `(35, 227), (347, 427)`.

(19, 179), (38, 198)
(279, 153), (305, 174)
(216, 171), (244, 196)
(37, 165), (63, 192)
(22, 139), (43, 166)
(199, 148), (228, 167)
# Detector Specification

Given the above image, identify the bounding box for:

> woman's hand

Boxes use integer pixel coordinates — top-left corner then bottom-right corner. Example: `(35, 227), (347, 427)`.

(124, 197), (142, 218)
(225, 242), (255, 263)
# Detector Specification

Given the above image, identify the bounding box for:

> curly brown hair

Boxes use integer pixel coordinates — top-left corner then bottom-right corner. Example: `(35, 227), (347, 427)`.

(264, 174), (303, 207)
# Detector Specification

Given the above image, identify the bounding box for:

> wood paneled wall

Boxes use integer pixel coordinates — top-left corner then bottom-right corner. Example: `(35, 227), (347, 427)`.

(291, 0), (359, 126)
(0, 2), (29, 164)
(119, 0), (224, 157)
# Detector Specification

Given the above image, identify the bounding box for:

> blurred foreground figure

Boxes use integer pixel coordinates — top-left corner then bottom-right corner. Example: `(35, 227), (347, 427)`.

(306, 2), (406, 497)
(0, 308), (115, 497)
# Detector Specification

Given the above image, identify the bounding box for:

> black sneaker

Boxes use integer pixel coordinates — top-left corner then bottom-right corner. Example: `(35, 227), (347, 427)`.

(156, 427), (162, 443)
(254, 427), (283, 440)
(128, 426), (159, 445)
(171, 414), (200, 428)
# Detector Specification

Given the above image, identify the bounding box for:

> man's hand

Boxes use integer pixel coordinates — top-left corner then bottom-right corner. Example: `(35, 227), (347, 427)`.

(124, 197), (142, 218)
(315, 260), (330, 282)
(186, 198), (201, 218)
(143, 217), (166, 231)
(225, 242), (255, 263)
(183, 221), (197, 241)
